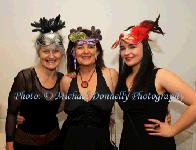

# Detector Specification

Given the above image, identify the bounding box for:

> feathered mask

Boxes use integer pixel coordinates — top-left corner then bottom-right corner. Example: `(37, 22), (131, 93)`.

(111, 14), (164, 49)
(31, 15), (65, 50)
(68, 26), (102, 45)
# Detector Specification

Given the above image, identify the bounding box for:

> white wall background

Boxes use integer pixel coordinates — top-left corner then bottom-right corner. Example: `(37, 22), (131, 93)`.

(0, 0), (196, 150)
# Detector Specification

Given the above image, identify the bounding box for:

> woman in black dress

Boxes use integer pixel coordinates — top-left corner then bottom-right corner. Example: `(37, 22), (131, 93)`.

(6, 15), (65, 150)
(59, 26), (118, 150)
(112, 15), (196, 150)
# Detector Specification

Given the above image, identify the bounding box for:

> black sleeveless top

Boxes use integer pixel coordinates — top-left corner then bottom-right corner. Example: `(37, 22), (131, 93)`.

(63, 67), (114, 127)
(6, 68), (63, 142)
(118, 68), (176, 150)
(60, 67), (114, 150)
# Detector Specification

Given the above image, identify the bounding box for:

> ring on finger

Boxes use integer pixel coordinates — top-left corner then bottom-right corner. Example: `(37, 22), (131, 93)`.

(153, 124), (160, 129)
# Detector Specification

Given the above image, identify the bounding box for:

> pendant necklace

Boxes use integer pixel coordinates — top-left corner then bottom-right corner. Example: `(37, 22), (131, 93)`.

(79, 68), (96, 88)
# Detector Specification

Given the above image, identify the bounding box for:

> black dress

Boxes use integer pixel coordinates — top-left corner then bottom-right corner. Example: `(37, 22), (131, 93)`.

(117, 68), (176, 150)
(6, 67), (63, 150)
(60, 67), (114, 150)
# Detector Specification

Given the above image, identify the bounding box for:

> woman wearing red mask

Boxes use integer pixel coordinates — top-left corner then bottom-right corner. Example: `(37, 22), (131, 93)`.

(112, 15), (196, 150)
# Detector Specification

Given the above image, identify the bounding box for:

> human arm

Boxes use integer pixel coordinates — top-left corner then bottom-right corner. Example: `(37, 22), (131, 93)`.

(6, 71), (26, 149)
(145, 69), (196, 137)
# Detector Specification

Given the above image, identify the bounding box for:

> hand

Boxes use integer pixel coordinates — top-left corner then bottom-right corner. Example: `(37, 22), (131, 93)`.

(6, 142), (14, 150)
(109, 117), (115, 128)
(64, 72), (76, 78)
(17, 112), (25, 125)
(144, 119), (175, 138)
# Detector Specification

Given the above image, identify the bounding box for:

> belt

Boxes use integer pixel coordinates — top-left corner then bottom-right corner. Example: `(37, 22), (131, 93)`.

(15, 127), (60, 146)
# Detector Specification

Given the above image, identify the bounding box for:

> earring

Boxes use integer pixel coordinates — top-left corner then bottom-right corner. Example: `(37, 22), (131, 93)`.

(74, 56), (77, 71)
(72, 49), (77, 71)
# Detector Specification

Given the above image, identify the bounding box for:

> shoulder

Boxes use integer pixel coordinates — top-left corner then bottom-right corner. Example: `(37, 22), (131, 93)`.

(156, 68), (196, 105)
(60, 75), (72, 93)
(15, 67), (33, 79)
(155, 68), (182, 90)
(101, 67), (118, 78)
(101, 67), (118, 92)
(152, 68), (175, 94)
(156, 68), (178, 81)
(20, 67), (34, 73)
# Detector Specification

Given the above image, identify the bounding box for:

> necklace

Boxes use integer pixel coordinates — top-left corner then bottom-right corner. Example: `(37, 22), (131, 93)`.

(79, 68), (96, 88)
(126, 76), (134, 93)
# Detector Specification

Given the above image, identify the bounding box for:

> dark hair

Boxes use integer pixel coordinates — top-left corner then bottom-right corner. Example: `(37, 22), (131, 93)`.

(66, 29), (105, 73)
(115, 40), (155, 93)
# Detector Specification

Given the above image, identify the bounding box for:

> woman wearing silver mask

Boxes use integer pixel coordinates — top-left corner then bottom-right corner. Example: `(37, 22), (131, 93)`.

(6, 15), (65, 150)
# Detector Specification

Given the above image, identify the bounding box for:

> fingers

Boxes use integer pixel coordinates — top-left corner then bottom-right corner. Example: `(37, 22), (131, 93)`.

(17, 115), (25, 121)
(109, 118), (115, 128)
(148, 119), (161, 124)
(145, 119), (162, 134)
(17, 115), (25, 125)
(145, 119), (162, 131)
(148, 132), (161, 136)
(145, 124), (161, 136)
(145, 128), (160, 133)
(145, 123), (160, 129)
(144, 124), (156, 128)
(17, 117), (25, 122)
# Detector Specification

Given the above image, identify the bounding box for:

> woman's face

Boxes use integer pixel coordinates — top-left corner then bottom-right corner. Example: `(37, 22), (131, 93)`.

(74, 43), (97, 66)
(120, 40), (143, 67)
(38, 46), (63, 70)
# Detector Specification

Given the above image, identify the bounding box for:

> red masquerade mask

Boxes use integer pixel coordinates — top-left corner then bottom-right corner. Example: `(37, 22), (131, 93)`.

(111, 14), (164, 49)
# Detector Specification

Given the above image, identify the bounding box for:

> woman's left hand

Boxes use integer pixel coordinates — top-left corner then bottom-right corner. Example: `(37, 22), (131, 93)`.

(144, 119), (175, 138)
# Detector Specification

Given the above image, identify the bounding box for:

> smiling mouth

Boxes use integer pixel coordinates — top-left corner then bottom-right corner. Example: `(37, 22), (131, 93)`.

(46, 60), (56, 64)
(125, 57), (133, 61)
(81, 56), (92, 59)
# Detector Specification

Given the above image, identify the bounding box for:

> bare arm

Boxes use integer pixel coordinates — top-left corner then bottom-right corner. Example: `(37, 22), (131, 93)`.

(160, 69), (196, 135)
(146, 69), (196, 137)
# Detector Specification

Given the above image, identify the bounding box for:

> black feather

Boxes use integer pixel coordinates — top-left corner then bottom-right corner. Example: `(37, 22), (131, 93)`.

(124, 26), (134, 31)
(31, 14), (65, 33)
(152, 14), (165, 35)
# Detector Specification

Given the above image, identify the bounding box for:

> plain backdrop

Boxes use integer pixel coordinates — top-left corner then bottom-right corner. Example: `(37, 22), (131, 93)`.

(0, 1), (196, 149)
(0, 0), (196, 101)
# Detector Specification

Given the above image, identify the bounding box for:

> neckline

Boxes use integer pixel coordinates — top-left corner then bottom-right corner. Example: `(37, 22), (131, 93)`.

(32, 67), (58, 90)
(76, 69), (98, 103)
